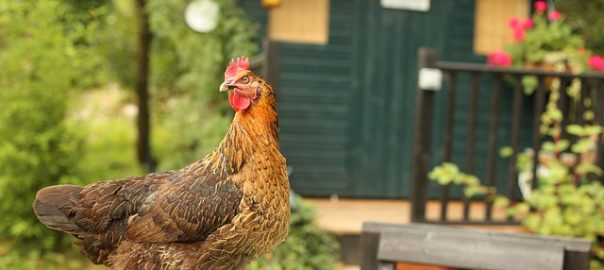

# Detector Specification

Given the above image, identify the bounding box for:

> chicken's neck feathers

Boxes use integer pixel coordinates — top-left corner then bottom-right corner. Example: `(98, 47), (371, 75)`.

(188, 90), (279, 176)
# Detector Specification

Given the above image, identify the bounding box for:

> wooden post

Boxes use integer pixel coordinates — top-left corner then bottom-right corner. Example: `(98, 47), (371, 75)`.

(410, 48), (437, 222)
(531, 77), (546, 188)
(134, 0), (155, 172)
(360, 231), (381, 270)
(507, 76), (523, 219)
(264, 39), (281, 92)
(439, 72), (456, 221)
(463, 73), (479, 221)
(485, 75), (502, 220)
(596, 80), (604, 183)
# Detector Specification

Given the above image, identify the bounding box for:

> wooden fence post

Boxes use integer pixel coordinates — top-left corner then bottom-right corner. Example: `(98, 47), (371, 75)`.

(596, 81), (604, 183)
(410, 48), (437, 222)
(360, 230), (381, 270)
(264, 39), (280, 92)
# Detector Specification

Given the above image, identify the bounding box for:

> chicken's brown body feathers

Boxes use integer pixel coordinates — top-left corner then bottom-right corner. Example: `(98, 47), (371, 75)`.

(33, 77), (290, 269)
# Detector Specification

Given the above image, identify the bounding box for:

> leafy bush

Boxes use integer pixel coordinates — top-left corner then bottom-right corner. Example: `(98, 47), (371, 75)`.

(145, 0), (260, 169)
(71, 86), (143, 182)
(247, 197), (340, 270)
(153, 101), (232, 170)
(0, 0), (105, 252)
(77, 0), (261, 171)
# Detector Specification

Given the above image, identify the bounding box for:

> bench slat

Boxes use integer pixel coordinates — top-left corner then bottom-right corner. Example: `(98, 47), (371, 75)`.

(360, 223), (592, 270)
(378, 230), (564, 270)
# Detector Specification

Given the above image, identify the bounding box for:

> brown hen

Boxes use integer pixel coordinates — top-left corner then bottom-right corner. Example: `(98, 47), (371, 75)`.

(33, 57), (290, 270)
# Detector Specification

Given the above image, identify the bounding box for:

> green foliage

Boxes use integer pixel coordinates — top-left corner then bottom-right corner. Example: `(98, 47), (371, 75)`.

(247, 197), (340, 270)
(98, 0), (138, 88)
(91, 0), (261, 171)
(557, 0), (604, 55)
(0, 0), (105, 252)
(495, 4), (592, 94)
(429, 76), (604, 268)
(429, 128), (604, 268)
(153, 102), (232, 170)
(504, 7), (586, 68)
(0, 248), (106, 270)
(71, 87), (144, 181)
(145, 0), (259, 170)
(148, 0), (258, 103)
(512, 14), (584, 64)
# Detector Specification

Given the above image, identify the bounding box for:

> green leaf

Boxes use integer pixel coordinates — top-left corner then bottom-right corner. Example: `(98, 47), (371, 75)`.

(513, 203), (530, 215)
(464, 175), (480, 186)
(583, 125), (603, 136)
(549, 108), (563, 121)
(499, 146), (513, 158)
(544, 163), (569, 185)
(571, 139), (593, 153)
(494, 197), (510, 208)
(555, 139), (570, 152)
(563, 209), (582, 225)
(521, 76), (538, 95)
(566, 124), (584, 136)
(428, 163), (460, 185)
(544, 208), (563, 228)
(538, 194), (559, 208)
(522, 213), (539, 230)
(576, 163), (603, 176)
(463, 186), (484, 198)
(541, 142), (555, 152)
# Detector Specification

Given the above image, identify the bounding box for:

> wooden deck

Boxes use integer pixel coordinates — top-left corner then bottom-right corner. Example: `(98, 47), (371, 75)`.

(306, 198), (526, 235)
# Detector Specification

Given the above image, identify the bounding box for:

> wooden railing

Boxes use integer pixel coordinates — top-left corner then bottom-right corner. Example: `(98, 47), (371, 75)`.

(410, 48), (604, 224)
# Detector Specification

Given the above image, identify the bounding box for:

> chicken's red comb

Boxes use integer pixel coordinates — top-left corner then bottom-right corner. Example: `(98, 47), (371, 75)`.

(225, 57), (250, 79)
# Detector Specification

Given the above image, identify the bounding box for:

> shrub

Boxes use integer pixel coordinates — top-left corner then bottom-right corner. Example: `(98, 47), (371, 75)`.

(0, 0), (104, 252)
(429, 103), (604, 269)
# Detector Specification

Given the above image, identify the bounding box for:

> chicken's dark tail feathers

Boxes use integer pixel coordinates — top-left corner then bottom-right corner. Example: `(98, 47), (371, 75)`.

(33, 185), (90, 236)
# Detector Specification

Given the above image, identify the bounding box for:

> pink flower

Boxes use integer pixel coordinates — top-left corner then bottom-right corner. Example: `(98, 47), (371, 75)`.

(534, 1), (547, 12)
(588, 55), (604, 72)
(522, 18), (534, 30)
(513, 29), (525, 42)
(548, 10), (561, 21)
(508, 17), (520, 29)
(487, 51), (513, 67)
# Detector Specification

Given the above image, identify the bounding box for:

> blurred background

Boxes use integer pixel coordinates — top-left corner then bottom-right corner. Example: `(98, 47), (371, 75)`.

(1, 0), (603, 269)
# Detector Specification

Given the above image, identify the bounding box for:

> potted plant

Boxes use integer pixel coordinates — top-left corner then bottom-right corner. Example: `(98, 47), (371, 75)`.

(486, 0), (598, 93)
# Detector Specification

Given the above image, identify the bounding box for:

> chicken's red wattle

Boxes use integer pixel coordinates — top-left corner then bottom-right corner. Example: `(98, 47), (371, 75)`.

(229, 91), (251, 112)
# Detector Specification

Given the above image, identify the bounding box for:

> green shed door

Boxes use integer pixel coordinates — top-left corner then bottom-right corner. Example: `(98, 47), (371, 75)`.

(244, 0), (486, 198)
(348, 1), (454, 197)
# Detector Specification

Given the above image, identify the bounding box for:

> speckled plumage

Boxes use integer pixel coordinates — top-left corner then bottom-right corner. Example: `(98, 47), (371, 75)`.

(33, 70), (290, 270)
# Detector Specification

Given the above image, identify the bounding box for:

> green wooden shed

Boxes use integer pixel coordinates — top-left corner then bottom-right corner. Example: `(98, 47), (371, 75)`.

(243, 0), (535, 198)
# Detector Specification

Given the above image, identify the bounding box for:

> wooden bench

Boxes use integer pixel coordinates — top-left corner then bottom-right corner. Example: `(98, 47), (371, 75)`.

(360, 222), (592, 270)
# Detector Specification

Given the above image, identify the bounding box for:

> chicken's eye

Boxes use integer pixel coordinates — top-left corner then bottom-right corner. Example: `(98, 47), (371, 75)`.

(240, 76), (250, 84)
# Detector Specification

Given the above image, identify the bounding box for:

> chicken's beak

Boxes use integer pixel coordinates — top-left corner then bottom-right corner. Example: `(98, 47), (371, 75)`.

(219, 82), (236, 92)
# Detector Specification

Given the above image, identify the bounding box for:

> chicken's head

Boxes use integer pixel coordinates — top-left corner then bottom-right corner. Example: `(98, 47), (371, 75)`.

(220, 57), (271, 112)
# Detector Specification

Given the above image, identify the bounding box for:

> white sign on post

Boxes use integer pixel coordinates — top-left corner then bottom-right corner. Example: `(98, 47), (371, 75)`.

(381, 0), (430, 12)
(418, 68), (442, 91)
